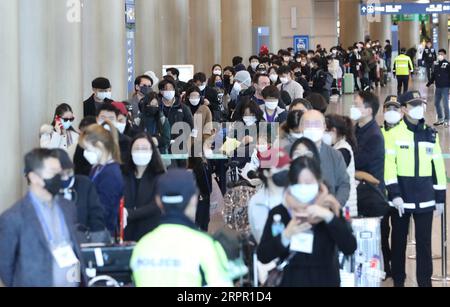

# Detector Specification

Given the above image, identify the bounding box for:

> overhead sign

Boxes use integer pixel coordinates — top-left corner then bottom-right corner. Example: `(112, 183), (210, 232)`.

(294, 35), (310, 53)
(392, 14), (430, 22)
(361, 3), (450, 15)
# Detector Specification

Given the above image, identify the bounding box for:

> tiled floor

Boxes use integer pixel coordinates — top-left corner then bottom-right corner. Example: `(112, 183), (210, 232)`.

(210, 73), (450, 287)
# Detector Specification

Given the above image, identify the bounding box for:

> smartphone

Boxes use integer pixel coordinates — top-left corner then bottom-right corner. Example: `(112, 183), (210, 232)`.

(55, 115), (63, 134)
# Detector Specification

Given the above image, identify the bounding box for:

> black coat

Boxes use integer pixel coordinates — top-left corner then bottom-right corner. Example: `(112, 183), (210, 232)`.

(72, 175), (106, 231)
(123, 172), (162, 242)
(83, 94), (113, 118)
(74, 144), (92, 177)
(257, 205), (357, 287)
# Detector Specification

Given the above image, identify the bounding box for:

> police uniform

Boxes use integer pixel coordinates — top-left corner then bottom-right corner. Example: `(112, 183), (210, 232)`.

(130, 169), (232, 287)
(384, 92), (446, 287)
(393, 53), (414, 95)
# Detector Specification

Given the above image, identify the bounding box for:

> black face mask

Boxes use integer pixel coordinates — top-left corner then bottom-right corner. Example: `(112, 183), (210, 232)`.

(145, 106), (159, 117)
(44, 174), (62, 196)
(272, 170), (289, 187)
(140, 85), (153, 96)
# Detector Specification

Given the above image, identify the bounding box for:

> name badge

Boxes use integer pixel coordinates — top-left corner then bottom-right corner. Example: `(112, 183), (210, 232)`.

(191, 129), (199, 138)
(52, 244), (79, 269)
(290, 231), (314, 254)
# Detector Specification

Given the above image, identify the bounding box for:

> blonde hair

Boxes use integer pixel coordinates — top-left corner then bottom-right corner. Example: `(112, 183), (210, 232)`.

(81, 120), (122, 164)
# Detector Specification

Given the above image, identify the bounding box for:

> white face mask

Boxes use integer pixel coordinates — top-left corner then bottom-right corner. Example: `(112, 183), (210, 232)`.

(96, 91), (112, 101)
(322, 132), (334, 146)
(233, 82), (242, 93)
(265, 100), (279, 111)
(251, 62), (259, 70)
(162, 90), (176, 101)
(132, 151), (153, 167)
(409, 106), (425, 120)
(269, 74), (279, 83)
(438, 55), (445, 62)
(256, 144), (269, 153)
(290, 132), (303, 139)
(189, 98), (201, 106)
(62, 121), (72, 130)
(279, 77), (289, 85)
(199, 84), (207, 92)
(303, 128), (324, 143)
(332, 50), (337, 55)
(213, 70), (222, 76)
(290, 183), (319, 204)
(83, 149), (100, 166)
(384, 110), (402, 125)
(243, 116), (257, 126)
(350, 107), (363, 121)
(115, 122), (126, 134)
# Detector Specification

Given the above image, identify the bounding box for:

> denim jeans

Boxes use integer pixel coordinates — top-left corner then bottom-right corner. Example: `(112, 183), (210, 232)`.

(435, 87), (450, 121)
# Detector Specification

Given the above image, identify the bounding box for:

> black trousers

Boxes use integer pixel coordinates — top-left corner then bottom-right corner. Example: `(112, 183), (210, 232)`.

(381, 211), (394, 276)
(195, 196), (211, 232)
(397, 75), (409, 95)
(425, 64), (433, 83)
(391, 211), (434, 287)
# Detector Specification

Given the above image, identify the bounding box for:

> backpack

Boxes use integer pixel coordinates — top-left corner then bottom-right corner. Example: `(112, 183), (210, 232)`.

(318, 70), (334, 91)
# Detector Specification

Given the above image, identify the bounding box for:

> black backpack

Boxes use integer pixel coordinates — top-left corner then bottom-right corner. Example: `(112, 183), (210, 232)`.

(357, 181), (390, 218)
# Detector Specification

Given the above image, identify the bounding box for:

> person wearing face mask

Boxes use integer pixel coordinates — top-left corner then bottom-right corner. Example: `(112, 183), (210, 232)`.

(349, 44), (362, 92)
(83, 77), (113, 117)
(260, 85), (287, 124)
(185, 86), (213, 151)
(248, 55), (261, 78)
(299, 110), (350, 207)
(112, 101), (135, 138)
(158, 79), (194, 155)
(81, 123), (124, 235)
(193, 72), (221, 122)
(166, 67), (188, 94)
(122, 134), (166, 242)
(351, 91), (385, 191)
(228, 70), (252, 120)
(53, 149), (105, 233)
(324, 115), (358, 218)
(248, 149), (291, 245)
(222, 66), (236, 95)
(279, 110), (304, 153)
(268, 66), (280, 85)
(211, 64), (223, 77)
(384, 40), (393, 73)
(138, 92), (171, 154)
(277, 65), (304, 104)
(96, 104), (132, 166)
(0, 149), (87, 287)
(384, 91), (447, 287)
(423, 41), (437, 83)
(310, 58), (333, 103)
(393, 48), (414, 95)
(426, 49), (450, 127)
(40, 103), (79, 158)
(257, 157), (357, 287)
(382, 95), (403, 135)
(127, 75), (154, 123)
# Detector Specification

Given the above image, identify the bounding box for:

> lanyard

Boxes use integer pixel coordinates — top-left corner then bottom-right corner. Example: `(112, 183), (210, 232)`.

(91, 161), (114, 181)
(31, 196), (67, 245)
(265, 108), (278, 123)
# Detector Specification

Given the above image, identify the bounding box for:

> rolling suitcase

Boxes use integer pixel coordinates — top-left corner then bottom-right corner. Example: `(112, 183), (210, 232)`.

(344, 73), (355, 94)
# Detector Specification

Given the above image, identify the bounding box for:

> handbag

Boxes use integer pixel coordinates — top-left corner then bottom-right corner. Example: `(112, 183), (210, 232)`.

(356, 180), (390, 218)
(76, 225), (113, 245)
(263, 252), (296, 287)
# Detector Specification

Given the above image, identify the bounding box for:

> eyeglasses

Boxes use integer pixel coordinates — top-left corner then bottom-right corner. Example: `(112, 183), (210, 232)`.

(61, 117), (75, 122)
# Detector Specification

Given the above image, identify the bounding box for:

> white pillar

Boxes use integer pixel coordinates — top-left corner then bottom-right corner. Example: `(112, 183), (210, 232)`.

(82, 0), (127, 100)
(47, 0), (83, 126)
(0, 0), (22, 211)
(439, 14), (449, 51)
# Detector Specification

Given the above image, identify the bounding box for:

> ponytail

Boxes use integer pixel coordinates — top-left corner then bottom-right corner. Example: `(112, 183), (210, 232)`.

(81, 120), (122, 164)
(342, 116), (357, 153)
(326, 114), (357, 153)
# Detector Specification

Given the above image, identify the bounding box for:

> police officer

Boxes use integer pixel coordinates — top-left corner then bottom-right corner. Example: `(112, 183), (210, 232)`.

(426, 49), (450, 127)
(393, 48), (414, 95)
(130, 169), (233, 287)
(423, 41), (437, 83)
(385, 91), (446, 287)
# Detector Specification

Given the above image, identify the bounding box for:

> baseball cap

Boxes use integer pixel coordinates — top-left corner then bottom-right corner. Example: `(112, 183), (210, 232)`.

(157, 169), (198, 210)
(384, 95), (401, 108)
(398, 91), (427, 107)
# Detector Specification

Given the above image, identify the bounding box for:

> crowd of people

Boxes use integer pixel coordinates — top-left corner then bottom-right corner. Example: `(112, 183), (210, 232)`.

(0, 39), (448, 288)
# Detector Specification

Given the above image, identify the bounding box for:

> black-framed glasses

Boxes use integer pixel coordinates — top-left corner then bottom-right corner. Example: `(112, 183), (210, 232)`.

(61, 117), (75, 122)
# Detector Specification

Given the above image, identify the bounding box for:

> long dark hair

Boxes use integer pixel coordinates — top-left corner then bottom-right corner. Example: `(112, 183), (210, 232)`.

(140, 92), (163, 135)
(325, 114), (357, 152)
(124, 133), (166, 177)
(290, 137), (321, 164)
(289, 156), (322, 185)
(51, 103), (76, 132)
(237, 97), (264, 122)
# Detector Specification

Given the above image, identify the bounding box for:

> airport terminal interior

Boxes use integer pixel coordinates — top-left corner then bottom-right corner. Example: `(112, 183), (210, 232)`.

(3, 0), (450, 289)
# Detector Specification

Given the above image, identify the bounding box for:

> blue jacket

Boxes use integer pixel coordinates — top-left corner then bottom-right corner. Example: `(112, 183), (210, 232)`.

(90, 163), (124, 234)
(355, 119), (386, 191)
(0, 194), (87, 287)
